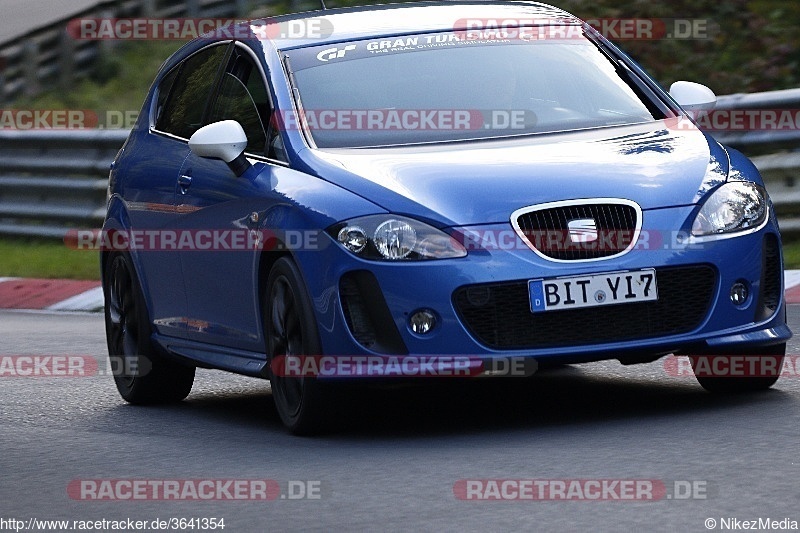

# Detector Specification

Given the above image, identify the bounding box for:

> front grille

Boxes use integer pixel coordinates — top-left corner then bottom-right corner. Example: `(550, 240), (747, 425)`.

(756, 233), (781, 322)
(514, 201), (639, 261)
(453, 265), (717, 350)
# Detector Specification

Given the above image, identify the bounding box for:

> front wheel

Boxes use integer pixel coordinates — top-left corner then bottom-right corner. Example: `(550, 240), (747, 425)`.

(690, 343), (785, 393)
(264, 257), (334, 435)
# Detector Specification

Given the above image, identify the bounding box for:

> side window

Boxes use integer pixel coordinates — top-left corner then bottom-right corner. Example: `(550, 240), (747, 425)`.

(157, 44), (228, 139)
(207, 47), (286, 161)
(208, 72), (267, 156)
(154, 67), (178, 126)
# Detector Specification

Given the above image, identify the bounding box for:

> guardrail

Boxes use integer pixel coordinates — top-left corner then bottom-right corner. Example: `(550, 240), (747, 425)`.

(0, 88), (798, 239)
(0, 129), (126, 238)
(714, 88), (800, 150)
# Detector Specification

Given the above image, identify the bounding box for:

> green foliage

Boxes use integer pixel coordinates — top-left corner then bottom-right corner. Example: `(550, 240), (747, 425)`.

(333, 0), (800, 95)
(534, 0), (799, 94)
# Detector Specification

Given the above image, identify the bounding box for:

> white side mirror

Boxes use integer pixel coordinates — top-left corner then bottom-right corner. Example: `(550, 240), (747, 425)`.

(189, 120), (250, 177)
(669, 81), (717, 114)
(189, 120), (251, 176)
(189, 120), (247, 162)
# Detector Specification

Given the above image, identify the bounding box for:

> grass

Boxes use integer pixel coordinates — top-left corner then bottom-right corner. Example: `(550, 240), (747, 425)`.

(0, 238), (100, 280)
(2, 237), (800, 281)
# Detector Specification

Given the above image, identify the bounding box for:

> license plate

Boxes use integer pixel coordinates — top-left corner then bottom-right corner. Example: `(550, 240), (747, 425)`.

(528, 269), (658, 312)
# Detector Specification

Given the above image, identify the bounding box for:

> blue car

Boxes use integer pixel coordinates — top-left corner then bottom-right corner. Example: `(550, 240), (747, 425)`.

(103, 1), (791, 434)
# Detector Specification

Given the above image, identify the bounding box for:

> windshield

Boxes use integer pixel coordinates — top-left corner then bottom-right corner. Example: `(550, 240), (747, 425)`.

(283, 29), (665, 148)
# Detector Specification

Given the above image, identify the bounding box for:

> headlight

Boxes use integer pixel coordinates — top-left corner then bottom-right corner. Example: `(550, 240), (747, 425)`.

(691, 181), (768, 238)
(328, 215), (467, 261)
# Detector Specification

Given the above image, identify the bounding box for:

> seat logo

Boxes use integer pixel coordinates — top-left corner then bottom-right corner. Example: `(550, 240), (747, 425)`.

(567, 218), (598, 243)
(316, 44), (356, 62)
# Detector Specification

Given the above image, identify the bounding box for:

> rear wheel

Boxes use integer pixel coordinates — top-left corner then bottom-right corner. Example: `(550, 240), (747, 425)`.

(690, 343), (785, 393)
(265, 257), (333, 435)
(103, 252), (195, 403)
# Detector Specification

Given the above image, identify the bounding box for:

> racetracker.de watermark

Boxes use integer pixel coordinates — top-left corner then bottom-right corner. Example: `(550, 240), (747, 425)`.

(64, 229), (322, 252)
(66, 16), (718, 42)
(7, 109), (800, 133)
(270, 355), (538, 378)
(0, 109), (97, 130)
(0, 355), (95, 378)
(64, 228), (711, 253)
(67, 18), (334, 41)
(453, 18), (718, 41)
(0, 355), (150, 378)
(0, 109), (140, 130)
(453, 479), (709, 501)
(673, 109), (800, 132)
(67, 479), (322, 501)
(664, 354), (799, 378)
(275, 109), (519, 131)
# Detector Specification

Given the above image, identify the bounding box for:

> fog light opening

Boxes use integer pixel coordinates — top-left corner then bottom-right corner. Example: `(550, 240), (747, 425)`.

(409, 309), (437, 335)
(730, 281), (749, 306)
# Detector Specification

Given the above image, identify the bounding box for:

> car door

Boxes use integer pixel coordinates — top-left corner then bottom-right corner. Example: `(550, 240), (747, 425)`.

(173, 44), (288, 352)
(128, 43), (229, 337)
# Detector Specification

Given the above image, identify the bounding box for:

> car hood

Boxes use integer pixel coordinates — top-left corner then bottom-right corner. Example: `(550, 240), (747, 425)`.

(302, 120), (729, 227)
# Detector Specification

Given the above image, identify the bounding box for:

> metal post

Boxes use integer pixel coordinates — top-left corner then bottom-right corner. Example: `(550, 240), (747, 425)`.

(22, 40), (39, 99)
(59, 26), (77, 88)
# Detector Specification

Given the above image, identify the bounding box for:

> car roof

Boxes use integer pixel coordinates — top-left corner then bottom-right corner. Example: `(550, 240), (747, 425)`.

(246, 1), (579, 50)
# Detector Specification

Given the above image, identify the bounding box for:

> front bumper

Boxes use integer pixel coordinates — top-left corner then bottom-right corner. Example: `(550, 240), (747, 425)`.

(295, 205), (791, 364)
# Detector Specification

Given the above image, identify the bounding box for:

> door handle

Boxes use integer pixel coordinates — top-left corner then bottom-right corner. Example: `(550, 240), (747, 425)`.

(178, 174), (193, 193)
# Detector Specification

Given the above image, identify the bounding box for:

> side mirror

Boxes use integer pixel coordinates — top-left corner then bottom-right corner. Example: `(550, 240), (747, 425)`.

(189, 120), (251, 177)
(669, 81), (717, 115)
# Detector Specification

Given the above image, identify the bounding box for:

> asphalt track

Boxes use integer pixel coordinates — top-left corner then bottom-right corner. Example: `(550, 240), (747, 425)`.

(1, 307), (799, 531)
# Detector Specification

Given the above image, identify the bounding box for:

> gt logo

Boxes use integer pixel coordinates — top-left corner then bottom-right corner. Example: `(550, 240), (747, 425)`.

(316, 45), (356, 62)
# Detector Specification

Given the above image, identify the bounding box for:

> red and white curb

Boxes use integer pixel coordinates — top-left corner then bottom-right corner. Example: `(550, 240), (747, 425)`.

(0, 278), (102, 312)
(2, 272), (800, 312)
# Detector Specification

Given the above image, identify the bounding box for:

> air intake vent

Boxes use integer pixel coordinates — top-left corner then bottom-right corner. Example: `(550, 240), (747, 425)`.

(339, 271), (408, 355)
(756, 233), (782, 322)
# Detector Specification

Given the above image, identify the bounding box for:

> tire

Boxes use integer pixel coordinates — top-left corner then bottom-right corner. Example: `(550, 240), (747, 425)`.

(264, 257), (334, 435)
(690, 343), (785, 393)
(103, 252), (195, 404)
